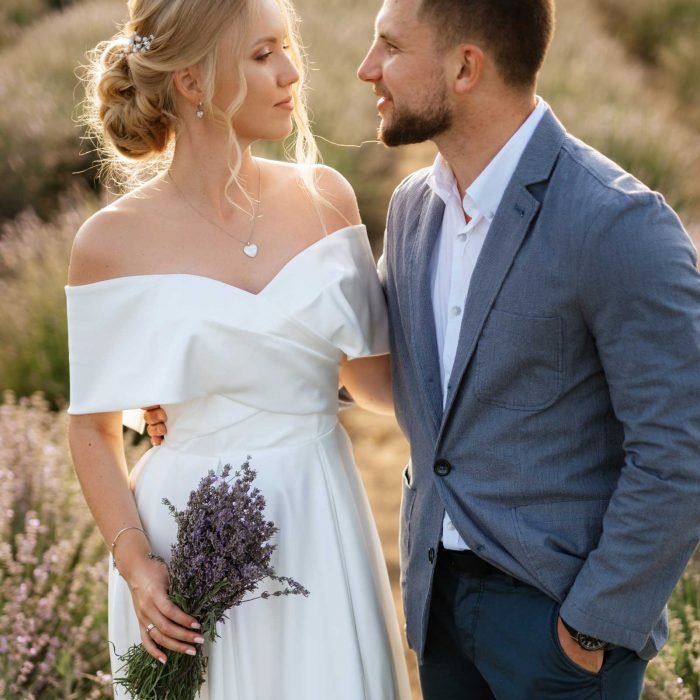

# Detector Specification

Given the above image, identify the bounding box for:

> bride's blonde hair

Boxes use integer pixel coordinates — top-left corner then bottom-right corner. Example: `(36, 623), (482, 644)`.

(82, 0), (321, 198)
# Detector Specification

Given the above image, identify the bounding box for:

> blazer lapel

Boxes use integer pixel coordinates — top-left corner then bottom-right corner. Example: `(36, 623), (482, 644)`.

(407, 189), (445, 430)
(439, 109), (567, 428)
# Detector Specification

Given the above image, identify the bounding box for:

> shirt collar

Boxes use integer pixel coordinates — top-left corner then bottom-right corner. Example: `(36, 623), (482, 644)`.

(427, 98), (548, 223)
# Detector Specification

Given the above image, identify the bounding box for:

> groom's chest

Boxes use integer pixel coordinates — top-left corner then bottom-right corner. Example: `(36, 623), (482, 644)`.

(387, 198), (585, 354)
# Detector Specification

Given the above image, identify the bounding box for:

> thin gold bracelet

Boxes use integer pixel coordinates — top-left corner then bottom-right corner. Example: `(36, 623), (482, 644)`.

(110, 527), (163, 574)
(110, 525), (146, 554)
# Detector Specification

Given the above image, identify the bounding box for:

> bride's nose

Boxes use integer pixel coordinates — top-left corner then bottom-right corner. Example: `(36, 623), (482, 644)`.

(278, 53), (300, 86)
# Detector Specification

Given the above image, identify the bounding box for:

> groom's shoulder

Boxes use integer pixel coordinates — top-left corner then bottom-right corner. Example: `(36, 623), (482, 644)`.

(553, 132), (689, 256)
(388, 167), (432, 213)
(394, 167), (432, 196)
(557, 131), (655, 205)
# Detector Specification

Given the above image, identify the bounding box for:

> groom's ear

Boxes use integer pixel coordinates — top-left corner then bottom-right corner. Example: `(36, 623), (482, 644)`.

(451, 43), (484, 95)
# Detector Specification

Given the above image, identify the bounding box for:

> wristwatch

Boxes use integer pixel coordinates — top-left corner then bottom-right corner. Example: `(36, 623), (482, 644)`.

(560, 618), (608, 652)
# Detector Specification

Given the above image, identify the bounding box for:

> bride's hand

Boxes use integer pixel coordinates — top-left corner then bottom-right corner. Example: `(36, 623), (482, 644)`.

(124, 555), (204, 663)
(143, 405), (168, 446)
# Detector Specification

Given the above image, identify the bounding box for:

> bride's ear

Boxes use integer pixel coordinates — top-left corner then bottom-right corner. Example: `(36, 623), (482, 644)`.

(173, 67), (202, 107)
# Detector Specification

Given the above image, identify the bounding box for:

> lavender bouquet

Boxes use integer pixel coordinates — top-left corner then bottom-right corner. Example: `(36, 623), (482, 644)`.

(114, 461), (309, 699)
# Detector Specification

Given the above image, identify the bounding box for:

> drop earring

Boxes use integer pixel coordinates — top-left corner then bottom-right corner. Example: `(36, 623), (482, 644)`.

(195, 101), (204, 119)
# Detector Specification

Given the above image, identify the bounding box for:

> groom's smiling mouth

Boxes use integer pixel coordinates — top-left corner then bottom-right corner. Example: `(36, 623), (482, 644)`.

(374, 89), (392, 111)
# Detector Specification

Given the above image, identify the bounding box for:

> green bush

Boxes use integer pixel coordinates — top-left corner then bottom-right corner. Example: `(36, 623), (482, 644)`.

(0, 0), (124, 222)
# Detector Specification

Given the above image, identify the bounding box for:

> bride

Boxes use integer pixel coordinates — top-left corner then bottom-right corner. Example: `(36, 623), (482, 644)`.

(66, 0), (410, 697)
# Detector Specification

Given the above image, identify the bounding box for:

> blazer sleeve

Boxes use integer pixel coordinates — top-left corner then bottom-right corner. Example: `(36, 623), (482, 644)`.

(560, 189), (700, 653)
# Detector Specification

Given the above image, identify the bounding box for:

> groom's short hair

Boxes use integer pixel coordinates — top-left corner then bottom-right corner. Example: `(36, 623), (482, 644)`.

(417, 0), (555, 89)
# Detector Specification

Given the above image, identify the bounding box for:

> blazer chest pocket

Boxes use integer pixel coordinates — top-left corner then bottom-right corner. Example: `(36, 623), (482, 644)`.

(475, 309), (562, 410)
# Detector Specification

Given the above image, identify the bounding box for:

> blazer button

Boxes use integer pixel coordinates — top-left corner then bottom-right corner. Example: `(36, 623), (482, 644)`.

(433, 459), (452, 477)
(428, 547), (435, 564)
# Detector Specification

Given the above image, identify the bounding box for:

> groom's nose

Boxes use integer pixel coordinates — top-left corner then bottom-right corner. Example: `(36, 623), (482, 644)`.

(357, 44), (381, 83)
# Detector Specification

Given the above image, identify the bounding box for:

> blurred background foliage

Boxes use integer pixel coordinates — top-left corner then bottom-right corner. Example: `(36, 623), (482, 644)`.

(0, 0), (83, 50)
(0, 0), (698, 697)
(594, 0), (700, 118)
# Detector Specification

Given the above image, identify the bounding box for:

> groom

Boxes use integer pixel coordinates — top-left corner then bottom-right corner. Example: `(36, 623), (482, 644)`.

(356, 0), (700, 697)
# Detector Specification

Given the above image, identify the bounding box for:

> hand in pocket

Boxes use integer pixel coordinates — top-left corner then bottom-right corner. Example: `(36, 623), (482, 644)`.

(557, 616), (604, 674)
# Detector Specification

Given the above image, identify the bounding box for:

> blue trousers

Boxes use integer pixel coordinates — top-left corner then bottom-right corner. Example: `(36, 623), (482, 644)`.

(418, 549), (648, 699)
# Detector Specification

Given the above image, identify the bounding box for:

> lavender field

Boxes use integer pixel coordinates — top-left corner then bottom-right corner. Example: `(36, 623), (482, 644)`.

(1, 0), (699, 697)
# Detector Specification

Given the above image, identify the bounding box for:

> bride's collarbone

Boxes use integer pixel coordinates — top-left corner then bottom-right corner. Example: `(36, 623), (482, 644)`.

(113, 217), (328, 293)
(76, 174), (331, 290)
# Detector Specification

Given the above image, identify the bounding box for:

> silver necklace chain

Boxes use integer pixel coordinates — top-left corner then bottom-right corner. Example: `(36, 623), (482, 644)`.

(167, 161), (262, 258)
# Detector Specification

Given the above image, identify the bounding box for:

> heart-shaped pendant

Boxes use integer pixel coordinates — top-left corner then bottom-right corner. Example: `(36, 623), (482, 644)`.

(243, 243), (258, 258)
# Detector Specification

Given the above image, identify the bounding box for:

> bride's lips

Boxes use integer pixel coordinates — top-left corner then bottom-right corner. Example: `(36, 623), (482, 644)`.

(275, 97), (294, 110)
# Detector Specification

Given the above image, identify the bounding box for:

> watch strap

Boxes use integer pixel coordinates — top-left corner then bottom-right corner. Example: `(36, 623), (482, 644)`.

(560, 617), (609, 652)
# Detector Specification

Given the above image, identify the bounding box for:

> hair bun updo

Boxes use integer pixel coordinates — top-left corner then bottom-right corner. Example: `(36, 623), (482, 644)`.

(93, 38), (173, 160)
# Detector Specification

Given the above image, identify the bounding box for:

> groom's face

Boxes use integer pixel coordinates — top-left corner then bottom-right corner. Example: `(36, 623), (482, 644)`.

(357, 0), (452, 147)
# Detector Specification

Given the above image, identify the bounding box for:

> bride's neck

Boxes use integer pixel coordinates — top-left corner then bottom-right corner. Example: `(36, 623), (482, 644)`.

(168, 132), (257, 218)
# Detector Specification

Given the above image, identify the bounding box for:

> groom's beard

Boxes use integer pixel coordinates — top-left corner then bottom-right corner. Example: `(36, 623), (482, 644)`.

(379, 86), (452, 147)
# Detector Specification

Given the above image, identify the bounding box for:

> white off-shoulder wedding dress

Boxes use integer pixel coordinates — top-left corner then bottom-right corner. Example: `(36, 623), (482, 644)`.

(66, 225), (410, 700)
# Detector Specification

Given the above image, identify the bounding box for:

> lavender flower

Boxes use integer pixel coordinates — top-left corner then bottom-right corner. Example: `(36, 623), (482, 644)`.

(114, 461), (308, 699)
(1, 394), (113, 699)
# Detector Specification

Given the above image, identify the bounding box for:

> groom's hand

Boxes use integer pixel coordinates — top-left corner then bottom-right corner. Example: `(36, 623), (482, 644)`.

(556, 616), (604, 674)
(143, 405), (168, 446)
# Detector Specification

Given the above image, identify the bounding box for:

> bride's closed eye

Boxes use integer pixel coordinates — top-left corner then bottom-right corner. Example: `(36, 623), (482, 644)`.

(255, 40), (290, 62)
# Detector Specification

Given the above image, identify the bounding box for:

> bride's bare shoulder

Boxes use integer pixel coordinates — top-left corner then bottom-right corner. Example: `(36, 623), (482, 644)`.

(263, 159), (362, 234)
(311, 164), (362, 230)
(68, 180), (167, 285)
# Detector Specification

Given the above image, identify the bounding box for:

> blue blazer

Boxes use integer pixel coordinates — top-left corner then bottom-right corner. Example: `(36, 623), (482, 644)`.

(380, 107), (700, 661)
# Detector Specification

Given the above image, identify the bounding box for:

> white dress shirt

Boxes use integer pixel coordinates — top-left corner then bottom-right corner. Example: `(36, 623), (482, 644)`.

(428, 99), (547, 550)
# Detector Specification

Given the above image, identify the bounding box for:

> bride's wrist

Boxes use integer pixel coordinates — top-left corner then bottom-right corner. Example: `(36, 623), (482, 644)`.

(111, 527), (153, 578)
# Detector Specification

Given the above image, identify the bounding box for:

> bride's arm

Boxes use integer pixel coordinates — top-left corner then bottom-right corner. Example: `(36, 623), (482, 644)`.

(68, 412), (203, 663)
(339, 354), (394, 416)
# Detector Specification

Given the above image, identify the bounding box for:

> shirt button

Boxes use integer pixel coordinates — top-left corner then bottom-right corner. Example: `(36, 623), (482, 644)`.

(457, 232), (467, 242)
(450, 306), (462, 317)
